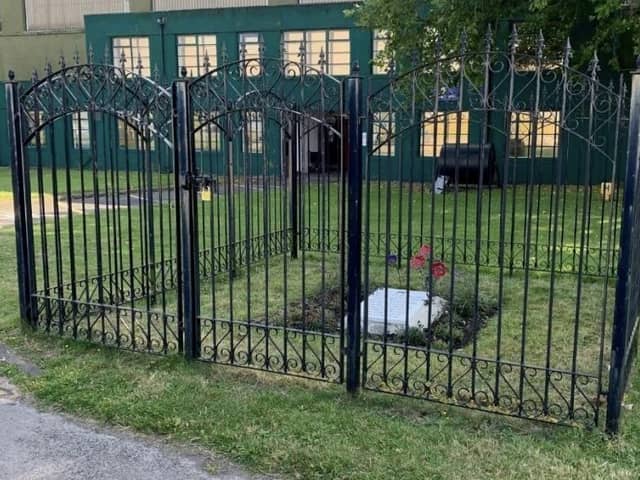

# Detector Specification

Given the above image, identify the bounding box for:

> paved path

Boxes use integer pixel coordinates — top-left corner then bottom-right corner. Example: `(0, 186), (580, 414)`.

(0, 345), (271, 480)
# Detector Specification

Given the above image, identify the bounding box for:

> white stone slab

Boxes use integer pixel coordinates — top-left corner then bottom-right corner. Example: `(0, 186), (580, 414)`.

(360, 288), (447, 336)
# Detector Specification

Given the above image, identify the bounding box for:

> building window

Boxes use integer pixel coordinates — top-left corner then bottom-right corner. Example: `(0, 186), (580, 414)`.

(244, 112), (263, 154)
(26, 111), (46, 147)
(372, 30), (391, 75)
(421, 111), (470, 157)
(25, 0), (129, 31)
(177, 35), (217, 77)
(510, 111), (560, 158)
(282, 30), (351, 76)
(118, 120), (139, 149)
(193, 114), (222, 151)
(372, 112), (395, 155)
(113, 37), (151, 76)
(239, 33), (263, 76)
(72, 112), (90, 149)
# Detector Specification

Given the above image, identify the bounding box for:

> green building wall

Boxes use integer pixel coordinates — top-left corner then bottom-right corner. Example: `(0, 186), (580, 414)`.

(0, 2), (627, 185)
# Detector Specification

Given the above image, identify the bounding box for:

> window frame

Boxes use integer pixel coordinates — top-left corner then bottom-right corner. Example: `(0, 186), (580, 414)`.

(282, 29), (351, 76)
(421, 111), (470, 158)
(372, 29), (391, 75)
(177, 34), (218, 78)
(72, 112), (90, 150)
(193, 113), (222, 152)
(371, 111), (395, 156)
(509, 111), (560, 159)
(112, 36), (151, 77)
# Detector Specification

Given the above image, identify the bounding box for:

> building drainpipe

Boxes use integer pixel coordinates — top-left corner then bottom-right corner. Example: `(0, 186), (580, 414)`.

(157, 16), (167, 80)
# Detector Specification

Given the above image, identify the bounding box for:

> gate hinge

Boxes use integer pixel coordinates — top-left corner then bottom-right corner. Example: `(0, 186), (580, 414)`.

(184, 171), (213, 192)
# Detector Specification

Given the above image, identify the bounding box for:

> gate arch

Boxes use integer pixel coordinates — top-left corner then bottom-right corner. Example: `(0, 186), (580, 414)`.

(181, 56), (348, 381)
(10, 61), (179, 353)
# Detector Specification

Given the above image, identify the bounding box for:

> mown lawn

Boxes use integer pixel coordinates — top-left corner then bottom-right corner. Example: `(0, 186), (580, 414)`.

(0, 233), (638, 479)
(0, 169), (638, 479)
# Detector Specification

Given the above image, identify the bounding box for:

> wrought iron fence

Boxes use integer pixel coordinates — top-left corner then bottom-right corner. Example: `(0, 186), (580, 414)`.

(6, 28), (640, 433)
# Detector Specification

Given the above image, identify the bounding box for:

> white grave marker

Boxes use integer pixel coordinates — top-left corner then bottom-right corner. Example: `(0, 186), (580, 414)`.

(360, 288), (447, 335)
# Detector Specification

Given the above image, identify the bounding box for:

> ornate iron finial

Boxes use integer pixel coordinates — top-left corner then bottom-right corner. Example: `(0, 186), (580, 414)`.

(180, 66), (188, 78)
(73, 48), (81, 65)
(152, 64), (160, 82)
(298, 41), (306, 66)
(239, 40), (247, 62)
(31, 69), (38, 84)
(280, 36), (286, 58)
(44, 60), (52, 76)
(136, 51), (144, 75)
(589, 50), (600, 80)
(484, 24), (494, 52)
(59, 53), (66, 70)
(562, 37), (573, 67)
(8, 70), (15, 82)
(460, 29), (469, 56)
(258, 35), (265, 59)
(536, 30), (545, 59)
(509, 24), (519, 55)
(318, 47), (326, 72)
(351, 60), (360, 75)
(119, 49), (127, 70)
(203, 49), (211, 71)
(88, 44), (95, 64)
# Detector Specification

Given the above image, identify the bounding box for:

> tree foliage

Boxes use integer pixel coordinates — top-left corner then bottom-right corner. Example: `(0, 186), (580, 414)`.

(348, 0), (640, 72)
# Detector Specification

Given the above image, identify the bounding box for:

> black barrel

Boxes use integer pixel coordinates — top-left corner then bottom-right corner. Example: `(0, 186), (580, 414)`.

(436, 143), (497, 186)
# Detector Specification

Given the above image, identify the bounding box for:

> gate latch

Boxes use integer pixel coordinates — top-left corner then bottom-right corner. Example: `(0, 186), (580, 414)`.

(184, 171), (213, 192)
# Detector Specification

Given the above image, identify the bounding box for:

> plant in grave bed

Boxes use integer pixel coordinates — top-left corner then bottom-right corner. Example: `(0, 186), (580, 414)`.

(394, 244), (499, 349)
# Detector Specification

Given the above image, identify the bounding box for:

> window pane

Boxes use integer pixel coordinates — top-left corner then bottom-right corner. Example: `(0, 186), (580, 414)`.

(177, 34), (217, 77)
(422, 111), (470, 156)
(510, 111), (559, 158)
(372, 111), (395, 156)
(373, 30), (390, 75)
(245, 111), (263, 154)
(72, 112), (90, 149)
(113, 36), (151, 76)
(239, 32), (262, 76)
(193, 113), (221, 151)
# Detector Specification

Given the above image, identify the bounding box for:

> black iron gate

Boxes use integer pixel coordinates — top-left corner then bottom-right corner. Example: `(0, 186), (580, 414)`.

(174, 55), (348, 381)
(7, 35), (640, 433)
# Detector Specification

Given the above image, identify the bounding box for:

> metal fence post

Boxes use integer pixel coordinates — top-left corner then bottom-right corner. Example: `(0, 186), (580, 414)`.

(6, 72), (36, 327)
(172, 78), (201, 359)
(290, 117), (299, 260)
(345, 63), (363, 394)
(606, 60), (640, 434)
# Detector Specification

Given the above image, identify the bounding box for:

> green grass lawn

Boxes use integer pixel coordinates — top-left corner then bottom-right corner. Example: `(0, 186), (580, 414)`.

(0, 168), (638, 478)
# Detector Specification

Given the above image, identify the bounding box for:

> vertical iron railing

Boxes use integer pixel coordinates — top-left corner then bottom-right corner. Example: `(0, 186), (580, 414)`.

(173, 78), (200, 359)
(345, 63), (363, 393)
(6, 73), (36, 326)
(606, 60), (640, 434)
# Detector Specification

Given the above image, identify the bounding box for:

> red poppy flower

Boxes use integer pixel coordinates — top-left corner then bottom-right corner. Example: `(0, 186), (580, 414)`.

(410, 255), (426, 269)
(418, 244), (432, 257)
(431, 261), (448, 279)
